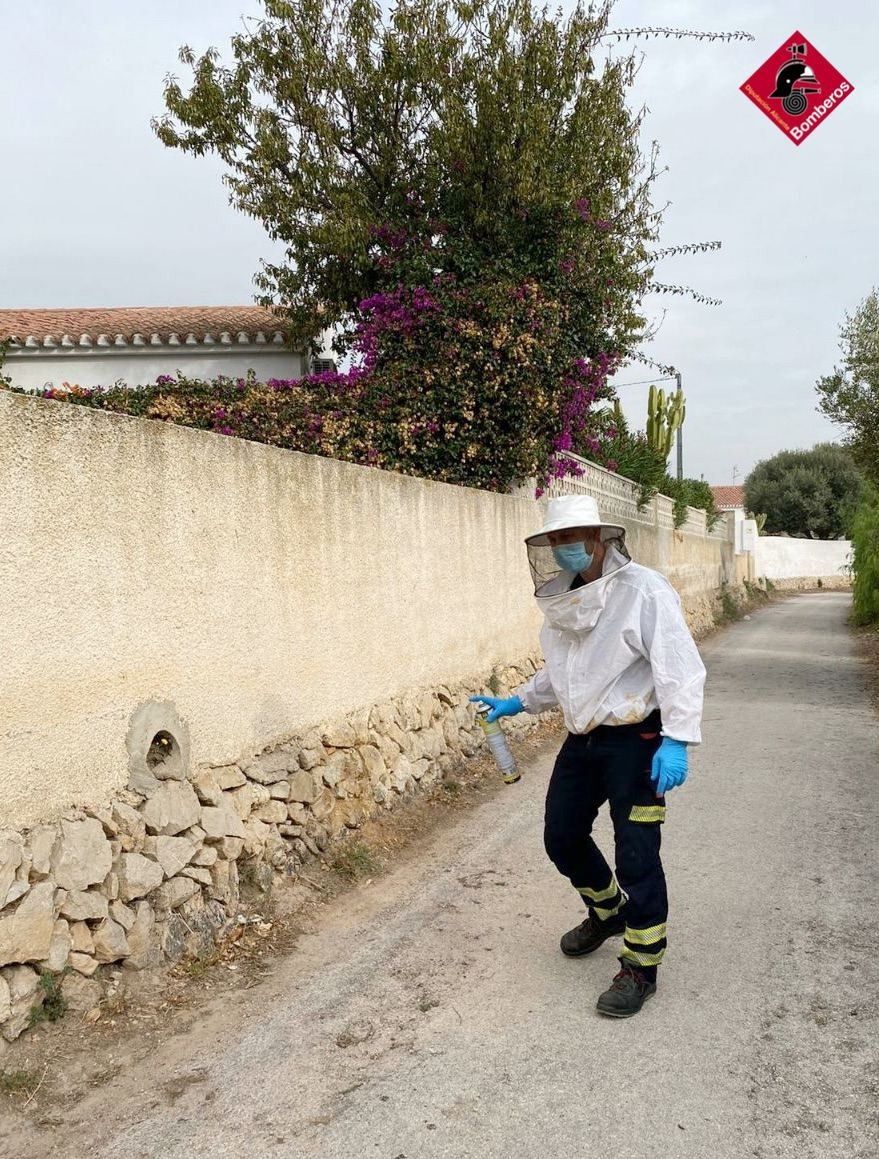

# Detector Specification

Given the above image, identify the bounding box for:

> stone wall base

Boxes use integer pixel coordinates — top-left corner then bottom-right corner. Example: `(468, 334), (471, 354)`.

(0, 657), (543, 1042)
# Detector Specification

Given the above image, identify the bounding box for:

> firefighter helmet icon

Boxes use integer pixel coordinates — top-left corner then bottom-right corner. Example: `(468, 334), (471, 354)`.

(770, 42), (821, 115)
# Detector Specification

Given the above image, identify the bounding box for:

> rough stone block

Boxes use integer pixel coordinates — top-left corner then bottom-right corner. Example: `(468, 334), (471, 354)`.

(411, 759), (432, 781)
(286, 803), (309, 825)
(242, 819), (270, 857)
(321, 721), (357, 748)
(215, 836), (244, 860)
(288, 770), (319, 804)
(1, 964), (41, 1041)
(109, 901), (136, 931)
(70, 921), (95, 953)
(25, 825), (58, 878)
(60, 889), (109, 922)
(349, 709), (371, 745)
(298, 746), (325, 771)
(214, 765), (247, 790)
(359, 745), (387, 786)
(227, 782), (269, 820)
(117, 853), (164, 903)
(141, 782), (201, 837)
(191, 768), (223, 806)
(154, 837), (197, 879)
(38, 919), (72, 974)
(69, 951), (100, 977)
(245, 751), (293, 784)
(310, 787), (335, 821)
(208, 860), (239, 906)
(200, 805), (246, 841)
(0, 882), (57, 966)
(123, 902), (161, 971)
(92, 917), (130, 963)
(253, 800), (287, 825)
(390, 755), (413, 793)
(419, 692), (439, 728)
(50, 819), (113, 892)
(152, 876), (200, 912)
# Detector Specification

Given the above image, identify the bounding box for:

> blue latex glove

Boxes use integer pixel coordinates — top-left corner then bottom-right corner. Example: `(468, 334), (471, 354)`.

(651, 737), (688, 796)
(469, 694), (525, 723)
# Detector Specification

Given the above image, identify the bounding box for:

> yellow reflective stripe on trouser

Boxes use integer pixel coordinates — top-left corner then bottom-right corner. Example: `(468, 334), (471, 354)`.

(576, 878), (619, 904)
(577, 878), (625, 920)
(620, 947), (665, 967)
(624, 923), (667, 946)
(594, 899), (625, 919)
(628, 804), (666, 823)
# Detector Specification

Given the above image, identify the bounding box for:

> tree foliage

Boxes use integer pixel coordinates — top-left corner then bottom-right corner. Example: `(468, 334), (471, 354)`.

(744, 443), (863, 539)
(155, 0), (656, 352)
(152, 0), (740, 490)
(816, 289), (879, 487)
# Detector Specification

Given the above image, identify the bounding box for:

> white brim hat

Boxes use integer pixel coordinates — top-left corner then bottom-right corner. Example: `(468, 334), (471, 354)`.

(525, 494), (625, 546)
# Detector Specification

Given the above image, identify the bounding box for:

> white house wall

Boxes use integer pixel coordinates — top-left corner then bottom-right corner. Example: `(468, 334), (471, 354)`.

(4, 348), (306, 392)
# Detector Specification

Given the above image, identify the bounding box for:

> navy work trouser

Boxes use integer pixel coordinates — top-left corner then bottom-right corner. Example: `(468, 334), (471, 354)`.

(544, 710), (668, 974)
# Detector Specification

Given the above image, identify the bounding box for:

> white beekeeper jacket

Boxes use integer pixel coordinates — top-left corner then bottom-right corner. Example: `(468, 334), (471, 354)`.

(515, 544), (706, 744)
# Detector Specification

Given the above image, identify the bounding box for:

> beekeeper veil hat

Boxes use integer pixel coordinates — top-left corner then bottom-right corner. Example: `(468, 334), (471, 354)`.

(525, 494), (629, 596)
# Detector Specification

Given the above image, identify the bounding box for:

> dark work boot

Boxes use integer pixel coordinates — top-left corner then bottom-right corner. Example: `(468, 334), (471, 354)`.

(595, 962), (657, 1018)
(560, 912), (626, 957)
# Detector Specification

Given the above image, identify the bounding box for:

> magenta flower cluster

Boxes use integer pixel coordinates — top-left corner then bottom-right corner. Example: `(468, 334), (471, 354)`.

(354, 286), (438, 372)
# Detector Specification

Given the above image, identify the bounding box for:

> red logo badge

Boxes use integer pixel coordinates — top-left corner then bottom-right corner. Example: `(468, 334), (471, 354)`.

(740, 32), (853, 145)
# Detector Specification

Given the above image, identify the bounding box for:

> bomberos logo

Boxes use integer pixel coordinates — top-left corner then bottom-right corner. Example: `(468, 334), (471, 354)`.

(740, 31), (853, 145)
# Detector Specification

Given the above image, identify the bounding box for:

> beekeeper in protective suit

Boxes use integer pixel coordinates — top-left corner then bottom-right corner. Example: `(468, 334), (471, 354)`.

(472, 494), (705, 1018)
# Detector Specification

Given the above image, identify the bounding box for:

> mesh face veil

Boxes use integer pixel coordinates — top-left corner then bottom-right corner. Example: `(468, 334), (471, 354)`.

(526, 526), (631, 597)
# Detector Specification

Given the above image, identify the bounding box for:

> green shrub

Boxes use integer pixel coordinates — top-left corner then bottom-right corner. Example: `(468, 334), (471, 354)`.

(850, 489), (879, 625)
(661, 475), (721, 529)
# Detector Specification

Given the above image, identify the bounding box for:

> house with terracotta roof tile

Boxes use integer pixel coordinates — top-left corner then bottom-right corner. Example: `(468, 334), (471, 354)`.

(0, 306), (334, 392)
(711, 485), (746, 512)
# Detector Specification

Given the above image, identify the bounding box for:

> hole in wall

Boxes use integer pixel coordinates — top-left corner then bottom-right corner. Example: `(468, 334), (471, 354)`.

(146, 729), (182, 779)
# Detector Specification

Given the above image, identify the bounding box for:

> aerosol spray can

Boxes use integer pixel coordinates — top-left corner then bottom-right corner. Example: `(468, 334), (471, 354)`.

(475, 704), (521, 784)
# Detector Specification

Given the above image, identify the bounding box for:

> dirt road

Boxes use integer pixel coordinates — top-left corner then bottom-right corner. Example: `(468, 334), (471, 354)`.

(3, 593), (878, 1159)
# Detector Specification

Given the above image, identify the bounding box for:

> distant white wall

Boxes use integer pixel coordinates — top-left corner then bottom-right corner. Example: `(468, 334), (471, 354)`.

(754, 536), (851, 580)
(4, 348), (307, 392)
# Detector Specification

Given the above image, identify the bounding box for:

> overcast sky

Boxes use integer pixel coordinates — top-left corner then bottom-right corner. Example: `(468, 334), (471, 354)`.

(2, 1), (876, 484)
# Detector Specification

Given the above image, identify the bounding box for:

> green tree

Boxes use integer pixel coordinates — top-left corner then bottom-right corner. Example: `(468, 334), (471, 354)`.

(816, 289), (879, 486)
(152, 0), (744, 490)
(744, 444), (863, 539)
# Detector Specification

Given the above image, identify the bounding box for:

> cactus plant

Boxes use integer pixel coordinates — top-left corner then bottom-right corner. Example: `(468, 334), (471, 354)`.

(646, 384), (686, 460)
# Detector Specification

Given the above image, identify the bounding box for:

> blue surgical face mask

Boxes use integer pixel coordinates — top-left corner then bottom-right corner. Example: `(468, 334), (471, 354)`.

(552, 542), (594, 574)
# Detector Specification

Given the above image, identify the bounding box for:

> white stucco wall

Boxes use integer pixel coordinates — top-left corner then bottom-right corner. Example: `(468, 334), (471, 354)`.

(754, 536), (851, 580)
(3, 347), (307, 392)
(1, 392), (739, 829)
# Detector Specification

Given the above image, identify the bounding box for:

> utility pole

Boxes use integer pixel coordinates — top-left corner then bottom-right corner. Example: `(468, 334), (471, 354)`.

(675, 371), (683, 481)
